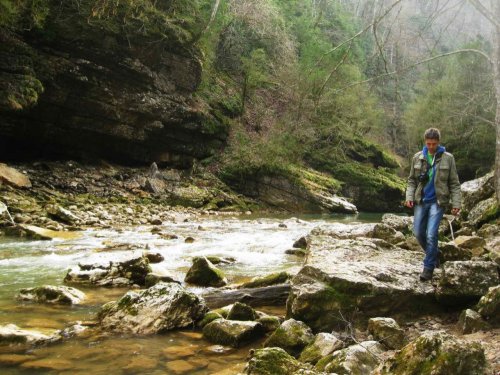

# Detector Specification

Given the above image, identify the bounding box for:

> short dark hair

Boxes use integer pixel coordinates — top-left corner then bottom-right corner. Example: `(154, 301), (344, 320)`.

(424, 128), (440, 140)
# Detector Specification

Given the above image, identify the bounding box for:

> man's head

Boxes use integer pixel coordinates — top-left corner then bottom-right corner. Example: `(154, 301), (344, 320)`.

(423, 128), (440, 155)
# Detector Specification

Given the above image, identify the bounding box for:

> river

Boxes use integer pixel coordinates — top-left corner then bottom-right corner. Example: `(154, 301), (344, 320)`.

(0, 213), (382, 374)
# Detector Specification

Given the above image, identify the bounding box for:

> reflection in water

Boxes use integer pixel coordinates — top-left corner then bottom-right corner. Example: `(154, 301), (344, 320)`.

(0, 213), (380, 374)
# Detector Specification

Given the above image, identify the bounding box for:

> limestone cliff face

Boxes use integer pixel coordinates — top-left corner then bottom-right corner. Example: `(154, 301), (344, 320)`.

(0, 2), (226, 166)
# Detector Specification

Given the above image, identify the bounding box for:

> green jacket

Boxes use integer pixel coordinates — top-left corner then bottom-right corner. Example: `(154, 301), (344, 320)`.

(406, 151), (461, 209)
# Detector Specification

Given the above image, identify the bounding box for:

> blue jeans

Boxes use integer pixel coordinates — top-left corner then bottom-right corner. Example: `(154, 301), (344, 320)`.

(413, 201), (444, 271)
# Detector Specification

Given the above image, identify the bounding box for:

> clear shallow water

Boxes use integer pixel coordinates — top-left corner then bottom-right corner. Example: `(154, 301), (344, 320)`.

(0, 213), (381, 374)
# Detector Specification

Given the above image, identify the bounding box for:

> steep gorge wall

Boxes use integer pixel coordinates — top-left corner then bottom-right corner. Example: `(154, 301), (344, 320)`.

(0, 1), (226, 166)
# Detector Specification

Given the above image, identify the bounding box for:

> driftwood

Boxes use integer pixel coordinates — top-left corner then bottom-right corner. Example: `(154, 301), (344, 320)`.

(201, 283), (291, 309)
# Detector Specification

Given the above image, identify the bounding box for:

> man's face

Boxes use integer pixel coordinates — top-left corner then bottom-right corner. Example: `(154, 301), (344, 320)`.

(425, 138), (439, 155)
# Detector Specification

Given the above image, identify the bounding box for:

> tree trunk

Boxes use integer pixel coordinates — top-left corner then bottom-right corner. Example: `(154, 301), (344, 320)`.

(201, 284), (290, 309)
(493, 1), (500, 204)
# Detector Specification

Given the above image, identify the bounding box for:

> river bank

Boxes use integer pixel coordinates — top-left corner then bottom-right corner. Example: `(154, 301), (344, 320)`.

(0, 162), (498, 374)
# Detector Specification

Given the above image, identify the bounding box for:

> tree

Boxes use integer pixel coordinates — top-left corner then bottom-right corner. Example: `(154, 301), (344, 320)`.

(467, 0), (500, 203)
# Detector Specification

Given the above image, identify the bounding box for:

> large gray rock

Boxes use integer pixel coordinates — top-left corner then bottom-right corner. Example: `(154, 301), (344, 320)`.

(468, 197), (498, 227)
(309, 223), (376, 239)
(438, 241), (472, 263)
(315, 341), (385, 374)
(286, 228), (438, 332)
(381, 213), (412, 233)
(184, 256), (227, 287)
(457, 309), (489, 334)
(46, 205), (80, 224)
(17, 285), (85, 305)
(461, 171), (494, 214)
(264, 319), (315, 357)
(374, 331), (486, 375)
(476, 285), (500, 325)
(0, 324), (55, 346)
(202, 319), (264, 348)
(64, 253), (152, 287)
(372, 223), (405, 244)
(244, 347), (312, 375)
(436, 261), (499, 305)
(97, 282), (207, 334)
(367, 317), (406, 349)
(299, 332), (344, 365)
(453, 236), (487, 257)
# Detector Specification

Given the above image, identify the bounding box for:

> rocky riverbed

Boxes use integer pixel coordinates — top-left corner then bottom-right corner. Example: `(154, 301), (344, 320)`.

(0, 163), (498, 374)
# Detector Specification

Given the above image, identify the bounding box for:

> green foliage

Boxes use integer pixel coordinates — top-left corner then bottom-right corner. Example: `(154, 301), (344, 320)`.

(404, 41), (495, 180)
(0, 0), (50, 29)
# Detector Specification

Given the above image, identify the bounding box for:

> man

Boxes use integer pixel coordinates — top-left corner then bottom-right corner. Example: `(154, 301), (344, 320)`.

(405, 128), (461, 281)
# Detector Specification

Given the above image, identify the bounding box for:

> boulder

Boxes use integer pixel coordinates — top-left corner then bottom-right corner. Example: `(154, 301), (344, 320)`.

(453, 236), (487, 257)
(7, 224), (69, 240)
(226, 302), (257, 321)
(144, 252), (164, 264)
(293, 237), (308, 249)
(244, 347), (311, 375)
(436, 261), (499, 305)
(46, 205), (80, 224)
(202, 319), (264, 348)
(198, 311), (225, 329)
(184, 256), (227, 287)
(17, 285), (85, 305)
(438, 241), (472, 263)
(468, 197), (498, 227)
(374, 331), (486, 375)
(461, 171), (494, 214)
(299, 332), (344, 365)
(238, 272), (291, 289)
(309, 223), (376, 239)
(256, 315), (282, 333)
(0, 324), (54, 346)
(264, 319), (315, 357)
(372, 223), (404, 244)
(381, 214), (412, 233)
(98, 282), (207, 334)
(0, 163), (31, 188)
(457, 309), (489, 334)
(64, 253), (152, 287)
(315, 341), (385, 374)
(286, 228), (439, 332)
(476, 285), (500, 325)
(367, 317), (406, 349)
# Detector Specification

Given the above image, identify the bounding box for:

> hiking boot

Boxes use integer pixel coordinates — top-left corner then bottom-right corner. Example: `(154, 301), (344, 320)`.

(419, 268), (433, 281)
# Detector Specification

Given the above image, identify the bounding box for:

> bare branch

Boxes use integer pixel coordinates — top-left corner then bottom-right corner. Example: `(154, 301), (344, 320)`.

(468, 0), (500, 28)
(332, 48), (494, 94)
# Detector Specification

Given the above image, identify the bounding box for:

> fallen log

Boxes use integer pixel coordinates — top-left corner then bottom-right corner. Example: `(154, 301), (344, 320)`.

(201, 283), (291, 309)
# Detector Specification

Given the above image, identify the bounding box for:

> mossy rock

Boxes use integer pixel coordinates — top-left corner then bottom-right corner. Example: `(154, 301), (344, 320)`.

(318, 341), (385, 375)
(239, 272), (290, 289)
(244, 347), (310, 375)
(476, 285), (500, 325)
(226, 302), (257, 321)
(184, 256), (227, 287)
(256, 315), (282, 333)
(375, 331), (486, 375)
(264, 319), (314, 358)
(299, 332), (344, 365)
(197, 311), (224, 329)
(202, 319), (264, 348)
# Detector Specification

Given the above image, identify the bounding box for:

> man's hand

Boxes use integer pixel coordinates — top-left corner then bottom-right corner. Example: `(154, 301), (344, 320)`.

(451, 208), (460, 216)
(405, 201), (414, 208)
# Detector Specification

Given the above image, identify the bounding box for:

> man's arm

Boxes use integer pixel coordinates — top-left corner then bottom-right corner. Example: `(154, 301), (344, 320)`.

(405, 156), (417, 207)
(448, 155), (461, 212)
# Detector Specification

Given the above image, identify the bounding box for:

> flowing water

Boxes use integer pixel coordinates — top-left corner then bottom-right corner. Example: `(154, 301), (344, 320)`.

(0, 213), (382, 374)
